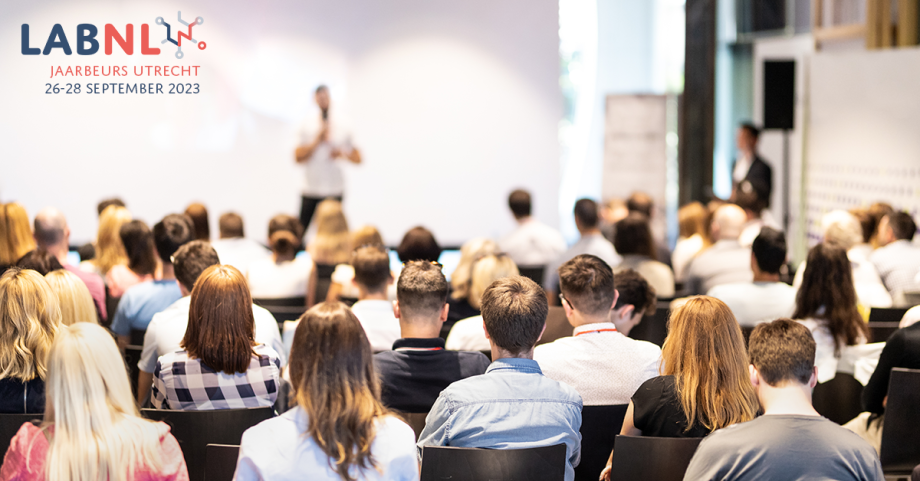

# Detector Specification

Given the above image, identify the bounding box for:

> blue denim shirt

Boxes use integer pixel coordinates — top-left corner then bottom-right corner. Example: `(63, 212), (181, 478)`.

(417, 358), (583, 481)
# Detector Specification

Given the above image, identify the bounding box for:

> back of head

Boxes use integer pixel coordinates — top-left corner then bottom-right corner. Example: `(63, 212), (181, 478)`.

(289, 302), (384, 479)
(558, 254), (616, 318)
(397, 261), (448, 320)
(349, 225), (383, 251)
(451, 237), (498, 300)
(734, 184), (767, 215)
(850, 208), (874, 244)
(678, 202), (709, 240)
(740, 122), (760, 142)
(662, 296), (758, 431)
(469, 254), (519, 310)
(94, 206), (131, 274)
(626, 192), (654, 218)
(269, 230), (299, 258)
(751, 227), (786, 274)
(96, 198), (125, 217)
(154, 214), (194, 262)
(613, 268), (657, 317)
(119, 220), (157, 277)
(481, 276), (547, 355)
(16, 249), (64, 276)
(182, 265), (255, 374)
(0, 268), (61, 381)
(749, 318), (816, 387)
(218, 212), (244, 239)
(573, 198), (599, 230)
(268, 215), (304, 255)
(351, 246), (390, 292)
(712, 204), (747, 240)
(887, 211), (917, 241)
(0, 203), (36, 266)
(173, 241), (220, 292)
(268, 214), (304, 241)
(312, 201), (350, 265)
(614, 213), (656, 258)
(44, 270), (97, 326)
(33, 208), (67, 249)
(184, 203), (210, 241)
(821, 210), (862, 250)
(396, 226), (441, 263)
(508, 189), (532, 219)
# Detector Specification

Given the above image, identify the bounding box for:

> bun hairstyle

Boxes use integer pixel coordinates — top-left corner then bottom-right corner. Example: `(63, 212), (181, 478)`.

(270, 230), (299, 258)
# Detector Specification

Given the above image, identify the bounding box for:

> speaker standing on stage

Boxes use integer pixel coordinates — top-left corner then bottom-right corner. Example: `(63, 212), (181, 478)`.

(731, 123), (772, 207)
(294, 85), (362, 231)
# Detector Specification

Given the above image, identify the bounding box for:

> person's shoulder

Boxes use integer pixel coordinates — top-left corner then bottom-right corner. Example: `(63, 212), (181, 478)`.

(251, 303), (276, 322)
(706, 282), (750, 298)
(541, 374), (583, 404)
(377, 414), (417, 441)
(621, 335), (663, 355)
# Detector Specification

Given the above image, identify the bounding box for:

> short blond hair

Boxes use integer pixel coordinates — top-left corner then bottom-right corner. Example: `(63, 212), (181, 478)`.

(450, 238), (498, 301)
(0, 268), (61, 381)
(45, 270), (98, 326)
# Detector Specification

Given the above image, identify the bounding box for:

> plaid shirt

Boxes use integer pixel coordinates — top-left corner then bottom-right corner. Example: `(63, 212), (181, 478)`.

(152, 344), (281, 411)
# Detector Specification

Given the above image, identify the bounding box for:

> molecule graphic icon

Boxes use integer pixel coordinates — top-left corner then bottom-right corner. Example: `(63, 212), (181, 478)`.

(156, 11), (205, 59)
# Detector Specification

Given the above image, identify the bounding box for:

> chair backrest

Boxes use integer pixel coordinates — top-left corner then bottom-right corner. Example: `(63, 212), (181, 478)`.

(812, 372), (864, 424)
(868, 322), (901, 344)
(574, 405), (629, 481)
(518, 266), (546, 286)
(314, 263), (338, 303)
(104, 285), (119, 329)
(141, 407), (274, 481)
(129, 329), (146, 346)
(124, 345), (143, 399)
(253, 297), (307, 308)
(610, 435), (703, 481)
(881, 368), (920, 473)
(394, 412), (429, 440)
(205, 444), (240, 481)
(0, 414), (41, 458)
(538, 306), (571, 346)
(420, 443), (567, 481)
(628, 301), (671, 347)
(868, 307), (909, 323)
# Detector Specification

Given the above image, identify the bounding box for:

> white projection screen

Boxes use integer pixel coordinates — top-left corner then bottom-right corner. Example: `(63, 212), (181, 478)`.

(0, 0), (562, 246)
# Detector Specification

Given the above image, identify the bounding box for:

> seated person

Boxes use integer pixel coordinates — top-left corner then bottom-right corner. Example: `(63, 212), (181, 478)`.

(106, 220), (157, 298)
(499, 189), (567, 267)
(684, 319), (883, 480)
(374, 261), (490, 413)
(610, 269), (658, 336)
(612, 213), (675, 298)
(418, 276), (582, 481)
(327, 225), (397, 303)
(444, 254), (520, 351)
(16, 249), (63, 275)
(535, 256), (661, 405)
(44, 269), (98, 325)
(247, 226), (312, 299)
(446, 238), (499, 328)
(210, 213), (270, 274)
(672, 202), (711, 283)
(349, 245), (400, 351)
(684, 204), (753, 295)
(544, 198), (621, 297)
(152, 265), (281, 410)
(707, 227), (796, 327)
(871, 211), (920, 301)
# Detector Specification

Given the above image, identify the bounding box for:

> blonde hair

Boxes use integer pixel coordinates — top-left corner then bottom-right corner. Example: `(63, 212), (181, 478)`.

(0, 202), (36, 266)
(678, 202), (711, 246)
(661, 296), (759, 432)
(0, 268), (61, 381)
(468, 254), (519, 310)
(310, 200), (350, 265)
(93, 205), (132, 274)
(45, 270), (98, 326)
(450, 238), (499, 301)
(350, 225), (383, 251)
(821, 210), (863, 251)
(44, 323), (166, 481)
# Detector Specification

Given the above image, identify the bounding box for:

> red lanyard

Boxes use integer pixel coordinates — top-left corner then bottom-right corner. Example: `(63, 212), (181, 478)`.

(574, 328), (617, 337)
(395, 347), (444, 351)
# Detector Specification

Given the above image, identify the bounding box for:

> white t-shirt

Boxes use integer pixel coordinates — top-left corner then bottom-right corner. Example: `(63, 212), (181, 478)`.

(350, 300), (400, 352)
(211, 238), (271, 276)
(247, 256), (313, 299)
(671, 234), (705, 282)
(499, 218), (568, 267)
(615, 255), (675, 298)
(707, 281), (797, 327)
(445, 315), (490, 351)
(298, 112), (354, 197)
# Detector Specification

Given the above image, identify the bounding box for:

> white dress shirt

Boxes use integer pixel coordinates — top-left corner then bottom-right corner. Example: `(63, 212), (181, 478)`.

(798, 317), (867, 383)
(499, 217), (568, 267)
(444, 315), (490, 351)
(544, 233), (622, 292)
(870, 240), (920, 298)
(298, 113), (354, 197)
(615, 255), (675, 298)
(533, 322), (661, 405)
(234, 407), (419, 481)
(247, 256), (313, 299)
(671, 234), (705, 282)
(211, 238), (271, 275)
(684, 239), (753, 295)
(350, 300), (401, 351)
(707, 281), (797, 327)
(139, 296), (286, 372)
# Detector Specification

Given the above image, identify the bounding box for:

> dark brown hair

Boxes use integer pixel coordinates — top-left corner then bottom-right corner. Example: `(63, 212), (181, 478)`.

(558, 254), (615, 317)
(396, 226), (441, 263)
(219, 212), (244, 239)
(792, 242), (868, 355)
(573, 199), (599, 228)
(119, 220), (157, 277)
(173, 241), (220, 292)
(613, 268), (657, 317)
(614, 213), (657, 259)
(749, 318), (816, 386)
(153, 214), (193, 262)
(289, 302), (387, 481)
(182, 265), (255, 374)
(850, 208), (873, 243)
(397, 260), (448, 318)
(184, 203), (210, 241)
(16, 249), (64, 276)
(96, 198), (125, 216)
(886, 212), (917, 241)
(268, 214), (304, 240)
(352, 246), (390, 291)
(626, 192), (653, 218)
(508, 190), (531, 219)
(480, 276), (548, 355)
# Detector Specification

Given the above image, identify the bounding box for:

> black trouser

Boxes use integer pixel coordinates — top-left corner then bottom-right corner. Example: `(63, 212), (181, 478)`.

(299, 195), (343, 232)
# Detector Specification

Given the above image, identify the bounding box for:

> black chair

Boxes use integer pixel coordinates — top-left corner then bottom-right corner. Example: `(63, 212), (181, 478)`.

(141, 406), (274, 481)
(273, 378), (293, 414)
(394, 411), (429, 440)
(881, 368), (920, 476)
(0, 414), (41, 457)
(339, 296), (359, 307)
(574, 405), (629, 481)
(518, 266), (546, 286)
(538, 306), (571, 346)
(628, 301), (671, 347)
(130, 328), (146, 346)
(253, 297), (307, 326)
(124, 345), (143, 399)
(870, 322), (902, 344)
(812, 372), (864, 424)
(420, 443), (567, 481)
(314, 264), (337, 304)
(610, 435), (702, 481)
(104, 285), (120, 329)
(205, 444), (240, 481)
(869, 308), (910, 343)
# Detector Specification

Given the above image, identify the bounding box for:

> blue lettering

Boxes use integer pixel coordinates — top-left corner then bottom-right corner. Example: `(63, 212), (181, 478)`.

(21, 25), (40, 55)
(76, 24), (98, 55)
(43, 24), (72, 55)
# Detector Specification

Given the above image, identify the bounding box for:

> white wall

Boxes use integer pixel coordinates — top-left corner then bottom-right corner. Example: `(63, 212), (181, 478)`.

(0, 0), (561, 246)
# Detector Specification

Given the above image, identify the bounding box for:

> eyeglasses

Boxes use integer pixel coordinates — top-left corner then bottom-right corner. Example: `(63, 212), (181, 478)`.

(559, 292), (574, 310)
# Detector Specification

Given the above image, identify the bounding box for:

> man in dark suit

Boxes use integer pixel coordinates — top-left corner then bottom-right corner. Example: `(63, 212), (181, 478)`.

(731, 123), (772, 207)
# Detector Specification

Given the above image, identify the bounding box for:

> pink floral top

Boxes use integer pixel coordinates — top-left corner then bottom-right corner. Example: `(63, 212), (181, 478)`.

(0, 421), (188, 481)
(106, 264), (154, 298)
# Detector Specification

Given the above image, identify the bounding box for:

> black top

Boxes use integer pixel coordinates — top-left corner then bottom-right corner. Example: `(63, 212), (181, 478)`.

(631, 375), (711, 438)
(443, 297), (480, 339)
(0, 377), (45, 414)
(374, 338), (490, 413)
(733, 155), (773, 206)
(863, 322), (920, 414)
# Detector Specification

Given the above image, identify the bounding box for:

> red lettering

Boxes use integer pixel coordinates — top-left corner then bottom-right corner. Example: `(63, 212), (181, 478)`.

(141, 24), (160, 55)
(154, 66), (162, 76)
(64, 66), (73, 76)
(105, 24), (133, 55)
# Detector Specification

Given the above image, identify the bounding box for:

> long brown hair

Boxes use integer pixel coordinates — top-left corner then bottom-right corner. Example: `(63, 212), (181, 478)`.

(289, 302), (387, 481)
(661, 296), (759, 433)
(119, 220), (157, 277)
(0, 203), (37, 266)
(792, 242), (868, 355)
(181, 265), (256, 374)
(93, 205), (131, 274)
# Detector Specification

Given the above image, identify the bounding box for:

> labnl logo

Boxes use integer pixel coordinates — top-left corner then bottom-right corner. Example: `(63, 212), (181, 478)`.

(156, 12), (205, 59)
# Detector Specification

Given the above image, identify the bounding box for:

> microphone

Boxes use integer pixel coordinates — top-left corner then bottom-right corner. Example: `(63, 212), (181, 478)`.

(321, 108), (328, 121)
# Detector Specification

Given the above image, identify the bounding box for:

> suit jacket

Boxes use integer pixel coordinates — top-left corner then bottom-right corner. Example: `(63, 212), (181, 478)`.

(733, 155), (773, 206)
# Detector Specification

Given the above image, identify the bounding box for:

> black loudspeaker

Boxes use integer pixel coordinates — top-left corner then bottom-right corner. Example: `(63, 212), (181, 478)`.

(763, 60), (795, 130)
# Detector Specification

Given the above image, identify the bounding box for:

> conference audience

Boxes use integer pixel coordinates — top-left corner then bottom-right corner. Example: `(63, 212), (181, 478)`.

(610, 268), (658, 336)
(613, 213), (675, 298)
(445, 254), (520, 351)
(447, 237), (499, 326)
(395, 226), (442, 263)
(234, 302), (418, 480)
(707, 227), (796, 327)
(139, 241), (283, 404)
(0, 202), (36, 274)
(327, 225), (396, 302)
(793, 242), (869, 382)
(683, 319), (883, 480)
(0, 323), (188, 480)
(375, 261), (490, 412)
(110, 215), (193, 346)
(80, 204), (131, 278)
(418, 276), (583, 481)
(211, 212), (270, 274)
(544, 198), (621, 296)
(349, 245), (400, 351)
(870, 211), (920, 302)
(151, 265), (281, 410)
(534, 255), (661, 405)
(33, 208), (107, 322)
(247, 223), (312, 299)
(671, 201), (711, 282)
(598, 197), (629, 243)
(44, 269), (98, 325)
(684, 203), (752, 295)
(0, 268), (61, 413)
(735, 185), (774, 247)
(626, 192), (671, 266)
(16, 249), (63, 275)
(184, 202), (210, 241)
(307, 199), (351, 266)
(106, 219), (157, 298)
(499, 189), (567, 267)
